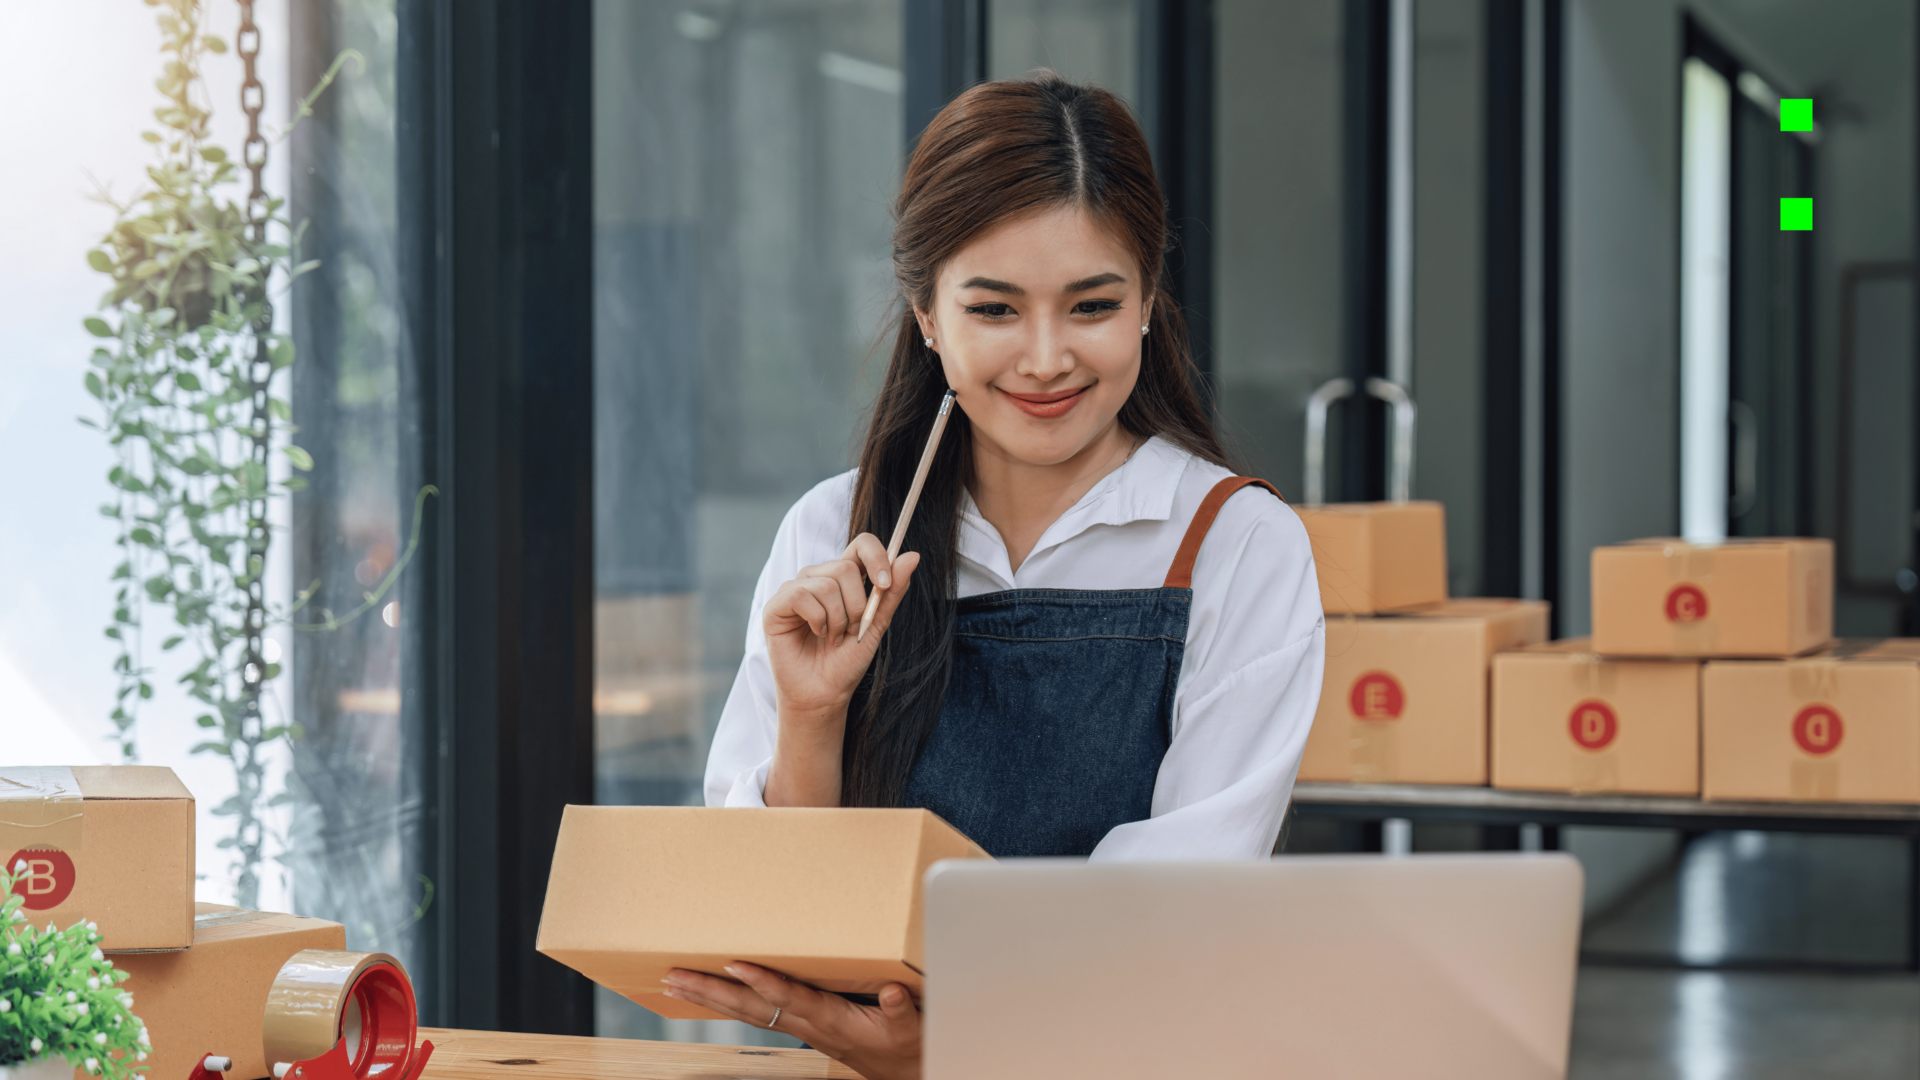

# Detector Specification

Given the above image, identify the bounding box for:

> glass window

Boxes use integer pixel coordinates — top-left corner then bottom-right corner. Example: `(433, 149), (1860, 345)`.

(988, 0), (1141, 107)
(0, 0), (423, 996)
(1212, 0), (1346, 495)
(285, 0), (426, 977)
(592, 0), (904, 1045)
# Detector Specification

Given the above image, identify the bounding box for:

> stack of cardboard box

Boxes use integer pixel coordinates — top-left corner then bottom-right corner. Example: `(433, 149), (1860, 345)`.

(1294, 502), (1550, 785)
(0, 766), (345, 1080)
(1487, 537), (1919, 804)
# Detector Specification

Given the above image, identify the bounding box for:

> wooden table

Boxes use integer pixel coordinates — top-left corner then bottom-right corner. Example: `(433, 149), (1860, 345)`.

(418, 1028), (863, 1080)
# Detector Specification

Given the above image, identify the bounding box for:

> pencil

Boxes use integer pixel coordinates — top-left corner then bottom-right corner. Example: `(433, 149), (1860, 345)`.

(858, 389), (957, 643)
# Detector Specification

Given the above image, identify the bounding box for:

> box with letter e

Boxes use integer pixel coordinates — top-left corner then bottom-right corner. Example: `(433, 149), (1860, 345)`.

(1703, 640), (1920, 803)
(0, 766), (194, 951)
(1301, 599), (1549, 785)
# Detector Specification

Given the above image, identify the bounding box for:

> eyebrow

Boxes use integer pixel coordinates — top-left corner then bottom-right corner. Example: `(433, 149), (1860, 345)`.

(957, 271), (1127, 296)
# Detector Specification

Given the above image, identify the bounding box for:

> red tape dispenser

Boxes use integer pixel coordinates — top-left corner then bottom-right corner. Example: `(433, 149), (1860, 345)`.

(192, 950), (434, 1080)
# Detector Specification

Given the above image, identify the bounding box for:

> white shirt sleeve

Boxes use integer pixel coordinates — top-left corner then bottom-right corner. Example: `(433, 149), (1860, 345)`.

(703, 472), (857, 808)
(1090, 487), (1325, 861)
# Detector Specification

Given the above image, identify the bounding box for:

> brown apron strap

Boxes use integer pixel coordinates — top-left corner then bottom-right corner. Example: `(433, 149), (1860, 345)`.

(1163, 477), (1285, 589)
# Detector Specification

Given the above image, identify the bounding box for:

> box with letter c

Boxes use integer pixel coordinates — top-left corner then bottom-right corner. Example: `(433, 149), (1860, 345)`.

(1590, 538), (1832, 658)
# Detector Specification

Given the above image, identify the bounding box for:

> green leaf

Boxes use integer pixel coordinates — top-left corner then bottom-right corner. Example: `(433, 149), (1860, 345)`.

(283, 445), (314, 471)
(200, 145), (227, 163)
(85, 372), (104, 399)
(84, 317), (114, 338)
(204, 34), (227, 53)
(195, 714), (217, 728)
(86, 250), (113, 273)
(162, 636), (185, 650)
(175, 371), (202, 392)
(192, 741), (233, 759)
(270, 338), (295, 369)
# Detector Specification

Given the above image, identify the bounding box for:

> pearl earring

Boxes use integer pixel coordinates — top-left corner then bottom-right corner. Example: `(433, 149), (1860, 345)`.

(1141, 324), (1150, 335)
(924, 337), (934, 348)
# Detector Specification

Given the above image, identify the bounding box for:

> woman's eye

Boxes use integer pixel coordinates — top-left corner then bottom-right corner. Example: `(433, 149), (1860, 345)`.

(1073, 299), (1123, 317)
(965, 303), (1015, 319)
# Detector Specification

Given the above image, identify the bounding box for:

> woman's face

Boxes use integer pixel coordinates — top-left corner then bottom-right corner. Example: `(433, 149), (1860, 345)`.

(916, 205), (1148, 469)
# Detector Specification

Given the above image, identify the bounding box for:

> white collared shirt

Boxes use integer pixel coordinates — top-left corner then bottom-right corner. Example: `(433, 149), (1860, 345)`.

(703, 436), (1326, 859)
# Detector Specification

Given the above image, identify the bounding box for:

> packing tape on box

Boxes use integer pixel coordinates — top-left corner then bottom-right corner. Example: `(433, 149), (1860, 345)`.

(0, 766), (84, 860)
(1350, 721), (1396, 783)
(1661, 542), (1716, 582)
(1571, 748), (1618, 794)
(263, 950), (420, 1078)
(1568, 652), (1620, 696)
(1790, 759), (1839, 800)
(1786, 657), (1841, 701)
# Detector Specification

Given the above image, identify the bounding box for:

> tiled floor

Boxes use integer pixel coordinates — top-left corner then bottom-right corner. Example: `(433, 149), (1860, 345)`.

(1571, 967), (1920, 1079)
(1569, 829), (1920, 1077)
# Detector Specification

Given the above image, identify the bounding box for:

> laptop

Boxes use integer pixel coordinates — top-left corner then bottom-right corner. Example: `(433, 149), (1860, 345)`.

(922, 854), (1583, 1080)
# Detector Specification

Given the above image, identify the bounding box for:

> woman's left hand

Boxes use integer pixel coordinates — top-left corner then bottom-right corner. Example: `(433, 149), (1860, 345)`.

(663, 962), (921, 1080)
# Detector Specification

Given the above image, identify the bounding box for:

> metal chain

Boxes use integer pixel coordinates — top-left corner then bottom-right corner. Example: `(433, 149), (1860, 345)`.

(234, 0), (271, 905)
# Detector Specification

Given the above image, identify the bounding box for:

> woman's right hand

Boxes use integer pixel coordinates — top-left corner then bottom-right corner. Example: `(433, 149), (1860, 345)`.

(763, 533), (920, 806)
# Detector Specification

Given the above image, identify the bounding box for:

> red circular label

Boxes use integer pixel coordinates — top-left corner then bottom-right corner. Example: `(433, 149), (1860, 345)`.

(1665, 584), (1709, 622)
(7, 848), (76, 910)
(1792, 705), (1844, 756)
(1569, 699), (1619, 750)
(1349, 671), (1405, 720)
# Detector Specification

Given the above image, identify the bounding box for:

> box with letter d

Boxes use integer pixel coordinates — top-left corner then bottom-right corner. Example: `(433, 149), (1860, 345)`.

(1703, 640), (1920, 803)
(1492, 641), (1700, 795)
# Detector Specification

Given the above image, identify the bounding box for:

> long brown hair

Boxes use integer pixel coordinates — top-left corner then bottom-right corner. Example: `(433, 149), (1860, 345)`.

(841, 72), (1229, 807)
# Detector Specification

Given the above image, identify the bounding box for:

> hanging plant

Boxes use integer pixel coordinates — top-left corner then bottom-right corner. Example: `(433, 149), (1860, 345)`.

(80, 0), (415, 909)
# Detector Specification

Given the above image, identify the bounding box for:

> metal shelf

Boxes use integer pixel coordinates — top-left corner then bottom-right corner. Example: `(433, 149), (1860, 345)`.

(1291, 781), (1920, 836)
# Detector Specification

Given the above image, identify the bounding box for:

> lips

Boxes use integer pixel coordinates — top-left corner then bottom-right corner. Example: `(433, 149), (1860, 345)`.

(999, 385), (1090, 419)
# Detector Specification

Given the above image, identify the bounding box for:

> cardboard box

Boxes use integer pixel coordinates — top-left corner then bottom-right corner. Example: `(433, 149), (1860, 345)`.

(1702, 640), (1920, 803)
(1301, 599), (1550, 785)
(537, 806), (991, 1021)
(104, 904), (346, 1080)
(1, 766), (194, 950)
(1294, 501), (1449, 614)
(1591, 538), (1833, 658)
(1491, 640), (1701, 795)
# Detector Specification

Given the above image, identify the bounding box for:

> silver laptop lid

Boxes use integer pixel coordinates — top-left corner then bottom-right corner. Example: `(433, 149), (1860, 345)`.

(924, 854), (1583, 1080)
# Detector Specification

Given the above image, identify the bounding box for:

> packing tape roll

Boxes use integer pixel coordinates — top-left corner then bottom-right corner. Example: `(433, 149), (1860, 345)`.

(264, 950), (419, 1078)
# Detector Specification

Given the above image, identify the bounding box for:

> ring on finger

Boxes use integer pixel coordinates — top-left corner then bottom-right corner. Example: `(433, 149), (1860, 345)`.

(766, 1006), (782, 1030)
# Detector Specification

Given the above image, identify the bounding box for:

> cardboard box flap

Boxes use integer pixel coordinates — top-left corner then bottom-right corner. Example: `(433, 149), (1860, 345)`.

(72, 766), (194, 800)
(538, 806), (989, 1019)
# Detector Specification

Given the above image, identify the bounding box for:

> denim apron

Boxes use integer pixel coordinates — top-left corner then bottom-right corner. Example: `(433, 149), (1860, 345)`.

(902, 477), (1282, 857)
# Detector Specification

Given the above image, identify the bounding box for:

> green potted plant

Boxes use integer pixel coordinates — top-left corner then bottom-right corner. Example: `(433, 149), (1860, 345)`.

(0, 865), (148, 1080)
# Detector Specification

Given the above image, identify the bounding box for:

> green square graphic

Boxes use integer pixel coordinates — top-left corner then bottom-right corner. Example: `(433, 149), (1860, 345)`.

(1781, 198), (1812, 231)
(1780, 98), (1813, 132)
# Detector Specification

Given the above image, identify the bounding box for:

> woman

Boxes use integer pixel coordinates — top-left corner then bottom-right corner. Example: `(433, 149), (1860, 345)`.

(664, 73), (1324, 1079)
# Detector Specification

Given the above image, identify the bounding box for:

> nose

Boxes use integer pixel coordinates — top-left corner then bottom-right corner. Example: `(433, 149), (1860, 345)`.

(1016, 310), (1077, 383)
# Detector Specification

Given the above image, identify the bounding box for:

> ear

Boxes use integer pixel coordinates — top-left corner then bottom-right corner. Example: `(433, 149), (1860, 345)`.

(913, 306), (937, 347)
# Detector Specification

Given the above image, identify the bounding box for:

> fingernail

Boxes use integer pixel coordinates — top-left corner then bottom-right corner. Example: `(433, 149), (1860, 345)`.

(878, 571), (891, 587)
(662, 989), (681, 1000)
(723, 965), (742, 979)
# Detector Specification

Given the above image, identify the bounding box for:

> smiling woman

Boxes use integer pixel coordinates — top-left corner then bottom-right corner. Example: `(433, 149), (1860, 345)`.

(692, 73), (1326, 1080)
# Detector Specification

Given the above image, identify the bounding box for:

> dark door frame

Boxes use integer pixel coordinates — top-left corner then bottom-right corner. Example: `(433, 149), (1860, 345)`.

(398, 0), (597, 1036)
